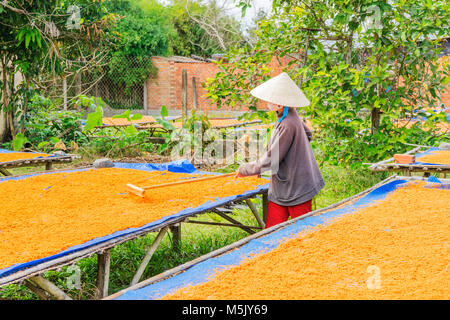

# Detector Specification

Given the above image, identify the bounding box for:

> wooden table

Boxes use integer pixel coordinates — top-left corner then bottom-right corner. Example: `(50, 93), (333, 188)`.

(368, 145), (450, 178)
(0, 166), (268, 300)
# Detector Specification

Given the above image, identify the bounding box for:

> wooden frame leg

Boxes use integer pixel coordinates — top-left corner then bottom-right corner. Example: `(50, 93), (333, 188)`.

(0, 168), (12, 176)
(45, 162), (53, 171)
(170, 224), (181, 252)
(262, 192), (269, 224)
(130, 227), (168, 286)
(24, 279), (52, 300)
(27, 275), (72, 300)
(95, 249), (111, 299)
(214, 210), (257, 234)
(245, 198), (265, 229)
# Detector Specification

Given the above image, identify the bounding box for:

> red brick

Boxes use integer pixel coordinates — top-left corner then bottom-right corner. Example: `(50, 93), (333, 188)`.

(394, 154), (415, 164)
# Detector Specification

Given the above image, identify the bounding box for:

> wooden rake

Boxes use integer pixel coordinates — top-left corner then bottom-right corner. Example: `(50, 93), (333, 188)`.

(127, 172), (236, 197)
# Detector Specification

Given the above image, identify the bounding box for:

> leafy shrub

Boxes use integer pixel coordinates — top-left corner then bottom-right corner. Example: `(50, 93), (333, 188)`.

(82, 130), (156, 159)
(19, 95), (87, 152)
(82, 104), (157, 158)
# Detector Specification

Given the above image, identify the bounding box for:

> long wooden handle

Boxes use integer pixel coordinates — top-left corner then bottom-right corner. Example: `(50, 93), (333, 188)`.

(141, 172), (236, 190)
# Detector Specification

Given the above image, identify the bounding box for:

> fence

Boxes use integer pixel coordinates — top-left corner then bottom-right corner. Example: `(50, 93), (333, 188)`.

(39, 56), (149, 110)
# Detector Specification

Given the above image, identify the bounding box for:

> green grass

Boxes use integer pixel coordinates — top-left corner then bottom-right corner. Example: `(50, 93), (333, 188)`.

(0, 162), (389, 300)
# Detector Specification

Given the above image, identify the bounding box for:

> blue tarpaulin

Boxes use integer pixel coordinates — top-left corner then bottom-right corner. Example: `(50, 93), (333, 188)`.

(0, 160), (268, 280)
(115, 177), (448, 300)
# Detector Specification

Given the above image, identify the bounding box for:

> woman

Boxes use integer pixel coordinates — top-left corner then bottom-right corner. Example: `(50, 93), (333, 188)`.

(236, 72), (325, 228)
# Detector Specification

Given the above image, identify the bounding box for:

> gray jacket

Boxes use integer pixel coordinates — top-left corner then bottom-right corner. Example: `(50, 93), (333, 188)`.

(238, 107), (325, 206)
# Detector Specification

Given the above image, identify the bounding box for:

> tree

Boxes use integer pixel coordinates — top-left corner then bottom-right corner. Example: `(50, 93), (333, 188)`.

(167, 0), (223, 57)
(0, 0), (116, 142)
(205, 0), (450, 165)
(104, 0), (173, 93)
(166, 0), (250, 57)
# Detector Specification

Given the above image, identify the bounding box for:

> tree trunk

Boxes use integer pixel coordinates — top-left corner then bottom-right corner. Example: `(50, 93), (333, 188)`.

(371, 107), (381, 134)
(0, 110), (11, 143)
(20, 77), (31, 135)
(371, 83), (382, 135)
(346, 33), (353, 65)
(0, 58), (11, 143)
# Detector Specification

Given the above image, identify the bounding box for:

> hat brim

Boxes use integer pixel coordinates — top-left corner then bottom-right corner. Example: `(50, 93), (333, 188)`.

(250, 72), (310, 108)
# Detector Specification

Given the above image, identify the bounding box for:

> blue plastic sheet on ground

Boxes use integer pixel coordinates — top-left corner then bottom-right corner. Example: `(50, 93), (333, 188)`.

(113, 160), (197, 173)
(0, 160), (268, 280)
(116, 178), (449, 300)
(415, 147), (447, 165)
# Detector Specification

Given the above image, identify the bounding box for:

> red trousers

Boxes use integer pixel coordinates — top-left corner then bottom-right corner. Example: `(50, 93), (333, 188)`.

(266, 199), (313, 229)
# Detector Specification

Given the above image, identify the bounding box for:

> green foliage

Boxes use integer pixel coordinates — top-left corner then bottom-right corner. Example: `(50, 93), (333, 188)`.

(23, 95), (88, 152)
(182, 109), (211, 132)
(104, 100), (144, 110)
(12, 133), (28, 151)
(83, 106), (103, 132)
(205, 0), (450, 165)
(103, 0), (172, 93)
(112, 110), (143, 121)
(156, 107), (212, 157)
(155, 105), (176, 131)
(108, 56), (156, 94)
(76, 95), (105, 132)
(165, 0), (243, 57)
(0, 0), (115, 142)
(75, 95), (105, 111)
(81, 100), (157, 158)
(204, 47), (274, 110)
(111, 109), (144, 136)
(82, 129), (156, 159)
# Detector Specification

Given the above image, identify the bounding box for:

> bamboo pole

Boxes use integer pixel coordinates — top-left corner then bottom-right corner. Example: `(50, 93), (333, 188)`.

(214, 210), (256, 234)
(95, 249), (111, 299)
(130, 227), (168, 286)
(0, 168), (12, 176)
(245, 198), (265, 229)
(63, 76), (68, 110)
(186, 220), (262, 230)
(130, 172), (235, 193)
(169, 224), (181, 252)
(24, 280), (51, 300)
(45, 162), (53, 171)
(262, 192), (269, 223)
(28, 275), (72, 300)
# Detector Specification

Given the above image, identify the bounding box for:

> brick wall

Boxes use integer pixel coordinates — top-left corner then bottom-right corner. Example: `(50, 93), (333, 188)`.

(172, 59), (221, 112)
(145, 57), (173, 111)
(145, 56), (221, 112)
(145, 55), (293, 113)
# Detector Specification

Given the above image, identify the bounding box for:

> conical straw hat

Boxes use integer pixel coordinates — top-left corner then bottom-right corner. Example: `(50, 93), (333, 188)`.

(250, 72), (310, 108)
